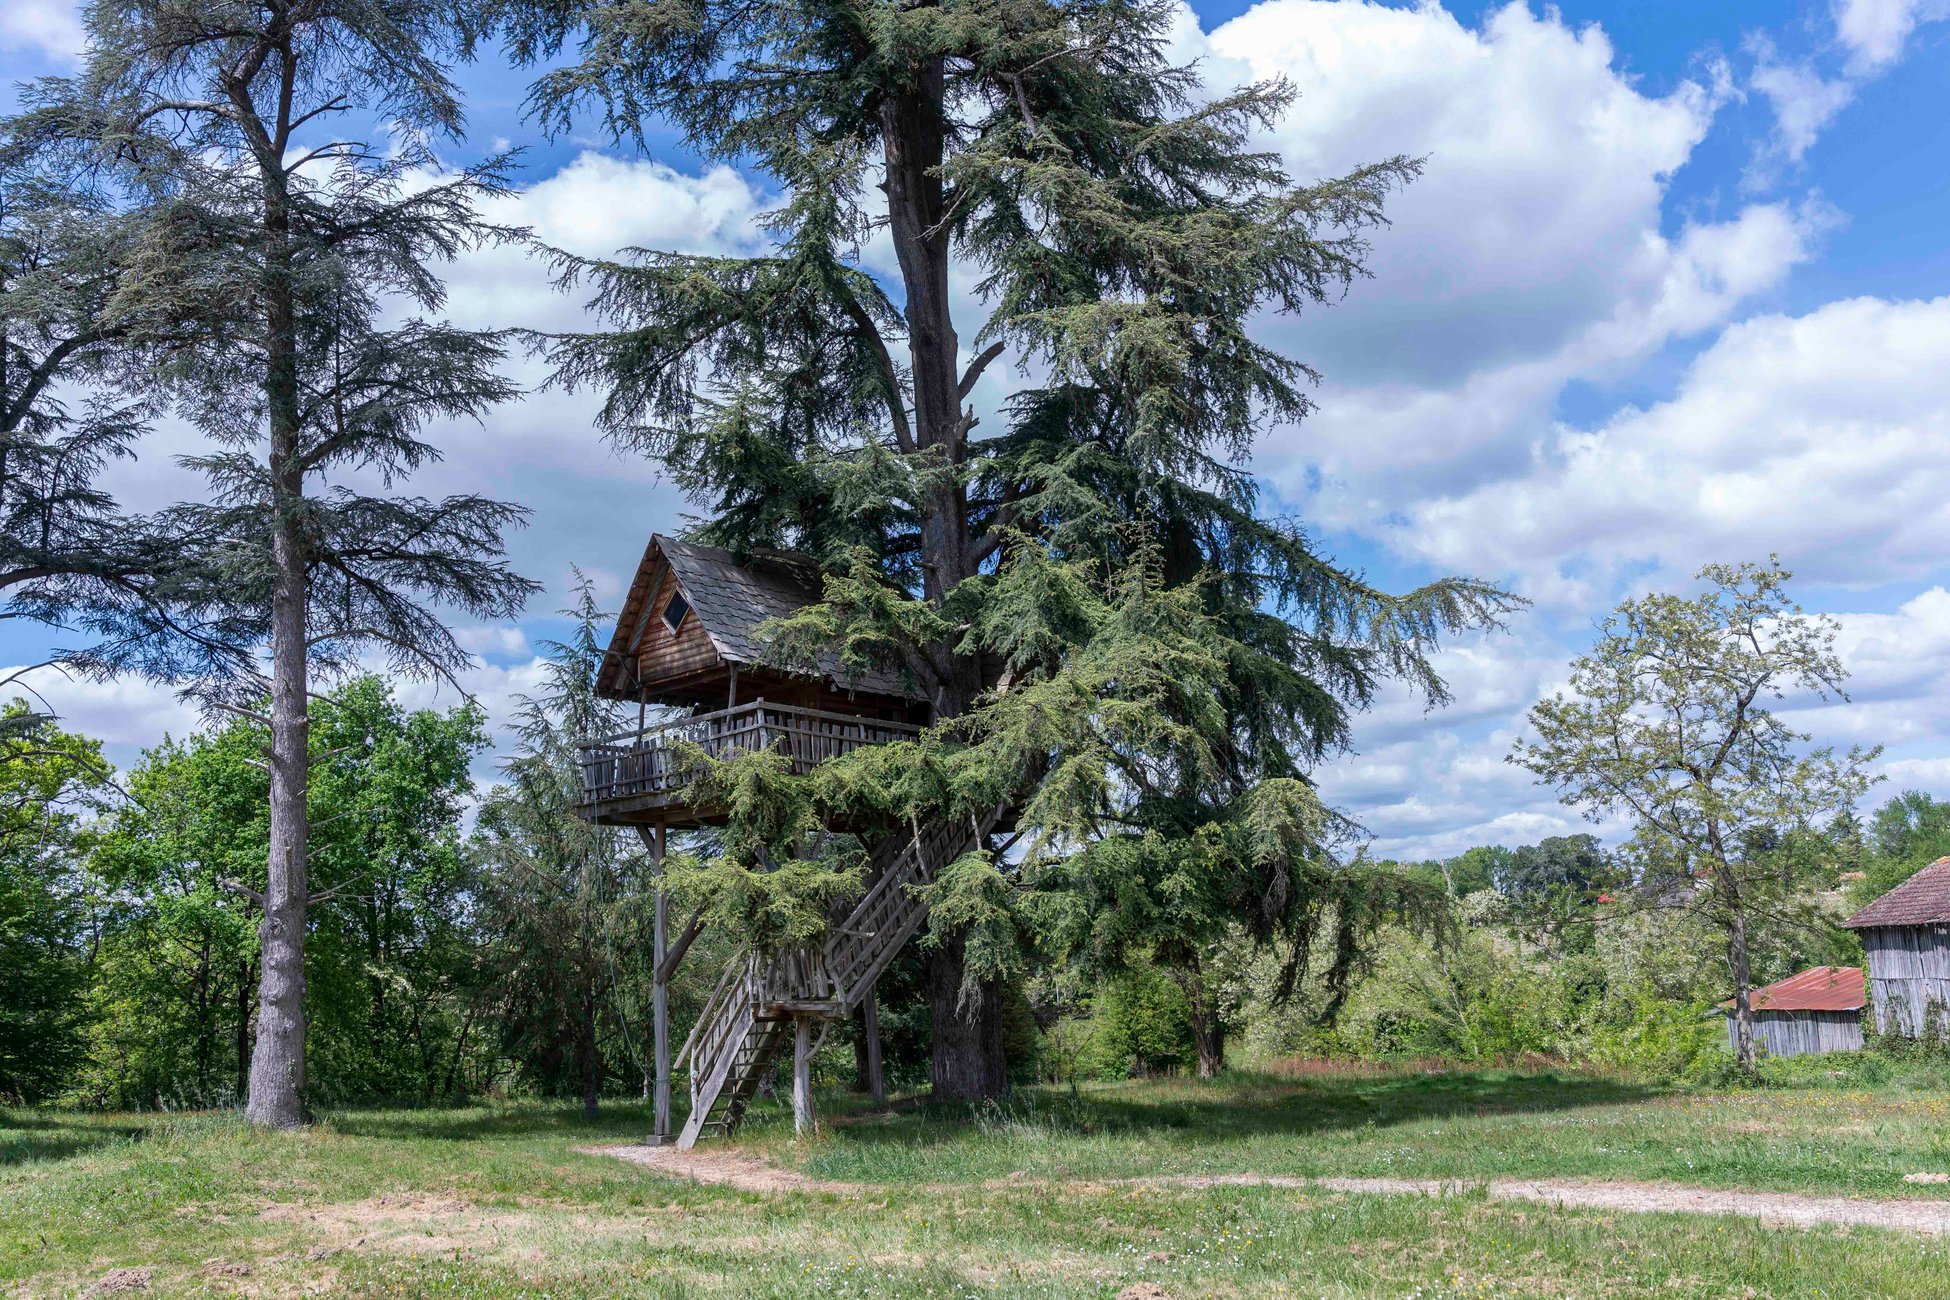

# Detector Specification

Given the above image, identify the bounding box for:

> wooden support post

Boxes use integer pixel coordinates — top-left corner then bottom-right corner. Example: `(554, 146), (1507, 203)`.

(793, 1015), (815, 1136)
(861, 986), (886, 1105)
(636, 822), (673, 1143)
(653, 821), (671, 1141)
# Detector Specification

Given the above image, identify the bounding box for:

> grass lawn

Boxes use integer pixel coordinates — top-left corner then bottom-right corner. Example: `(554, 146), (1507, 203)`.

(6, 1067), (1950, 1298)
(774, 1066), (1950, 1198)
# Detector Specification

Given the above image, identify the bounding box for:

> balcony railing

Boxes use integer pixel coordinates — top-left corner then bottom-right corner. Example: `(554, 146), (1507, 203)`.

(576, 700), (920, 809)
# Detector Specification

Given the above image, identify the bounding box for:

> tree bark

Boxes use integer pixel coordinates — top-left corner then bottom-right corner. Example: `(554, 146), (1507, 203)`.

(244, 75), (312, 1127)
(1726, 892), (1758, 1073)
(1178, 967), (1225, 1080)
(854, 988), (886, 1104)
(579, 976), (601, 1118)
(927, 932), (1007, 1102)
(880, 67), (1009, 1100)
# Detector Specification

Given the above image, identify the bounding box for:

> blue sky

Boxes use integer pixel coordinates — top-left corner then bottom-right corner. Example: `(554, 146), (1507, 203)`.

(6, 0), (1950, 859)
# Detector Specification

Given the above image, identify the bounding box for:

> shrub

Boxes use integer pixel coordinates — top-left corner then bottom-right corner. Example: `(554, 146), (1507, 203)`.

(1081, 967), (1194, 1079)
(1585, 987), (1722, 1082)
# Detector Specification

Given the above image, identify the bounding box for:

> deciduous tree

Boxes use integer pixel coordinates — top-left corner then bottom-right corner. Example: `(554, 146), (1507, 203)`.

(1512, 560), (1876, 1072)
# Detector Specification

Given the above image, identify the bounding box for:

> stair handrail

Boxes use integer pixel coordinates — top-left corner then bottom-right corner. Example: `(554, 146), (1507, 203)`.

(675, 951), (746, 1077)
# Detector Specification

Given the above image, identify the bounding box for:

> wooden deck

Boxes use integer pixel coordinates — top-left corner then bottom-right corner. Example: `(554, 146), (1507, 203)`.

(575, 700), (920, 825)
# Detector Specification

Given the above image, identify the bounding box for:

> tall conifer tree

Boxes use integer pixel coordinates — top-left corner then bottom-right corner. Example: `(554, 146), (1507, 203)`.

(487, 0), (1513, 1095)
(0, 136), (247, 687)
(24, 0), (537, 1126)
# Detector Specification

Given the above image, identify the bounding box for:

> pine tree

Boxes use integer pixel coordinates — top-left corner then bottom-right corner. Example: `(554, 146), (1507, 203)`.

(23, 0), (538, 1126)
(0, 135), (246, 687)
(472, 574), (651, 1116)
(484, 0), (1513, 1095)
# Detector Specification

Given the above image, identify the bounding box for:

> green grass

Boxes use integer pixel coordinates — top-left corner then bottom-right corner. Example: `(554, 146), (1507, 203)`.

(5, 1066), (1950, 1297)
(777, 1066), (1950, 1198)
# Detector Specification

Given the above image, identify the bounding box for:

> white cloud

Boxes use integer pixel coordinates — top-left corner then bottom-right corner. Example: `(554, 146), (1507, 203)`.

(2, 664), (200, 756)
(1833, 0), (1950, 72)
(1397, 295), (1950, 599)
(1170, 1), (1818, 522)
(1, 0), (85, 64)
(1749, 51), (1855, 169)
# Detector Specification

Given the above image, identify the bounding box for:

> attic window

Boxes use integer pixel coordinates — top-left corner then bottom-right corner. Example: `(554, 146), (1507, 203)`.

(662, 591), (691, 634)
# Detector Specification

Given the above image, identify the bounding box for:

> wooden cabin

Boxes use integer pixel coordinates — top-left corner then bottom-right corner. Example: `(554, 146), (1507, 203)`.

(1721, 966), (1865, 1058)
(572, 534), (963, 1149)
(578, 534), (928, 828)
(1843, 857), (1950, 1037)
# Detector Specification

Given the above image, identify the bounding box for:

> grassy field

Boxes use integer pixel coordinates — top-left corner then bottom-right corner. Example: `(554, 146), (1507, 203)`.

(8, 1066), (1950, 1298)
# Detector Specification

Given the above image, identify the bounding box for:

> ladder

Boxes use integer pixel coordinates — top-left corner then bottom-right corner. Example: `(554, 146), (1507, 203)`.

(673, 814), (995, 1148)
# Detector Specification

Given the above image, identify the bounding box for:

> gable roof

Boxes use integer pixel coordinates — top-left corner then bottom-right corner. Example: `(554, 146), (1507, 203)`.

(1842, 858), (1950, 930)
(1721, 965), (1865, 1014)
(596, 534), (919, 702)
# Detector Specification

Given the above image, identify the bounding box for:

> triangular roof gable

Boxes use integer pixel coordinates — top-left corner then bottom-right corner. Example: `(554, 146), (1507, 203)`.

(596, 534), (918, 702)
(1842, 858), (1950, 930)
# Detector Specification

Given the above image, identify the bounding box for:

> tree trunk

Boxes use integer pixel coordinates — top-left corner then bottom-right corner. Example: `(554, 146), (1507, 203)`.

(854, 989), (886, 1104)
(1726, 898), (1758, 1073)
(579, 981), (601, 1118)
(235, 955), (254, 1101)
(1178, 967), (1225, 1080)
(244, 129), (312, 1130)
(928, 933), (1007, 1102)
(880, 70), (1010, 1101)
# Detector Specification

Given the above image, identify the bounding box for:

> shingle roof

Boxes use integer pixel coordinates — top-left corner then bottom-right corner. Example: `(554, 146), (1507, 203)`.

(1841, 858), (1950, 930)
(599, 534), (920, 702)
(1720, 965), (1865, 1013)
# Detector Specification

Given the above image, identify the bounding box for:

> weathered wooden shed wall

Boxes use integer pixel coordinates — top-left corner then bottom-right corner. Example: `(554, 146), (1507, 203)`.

(1861, 924), (1950, 1036)
(1724, 1011), (1863, 1058)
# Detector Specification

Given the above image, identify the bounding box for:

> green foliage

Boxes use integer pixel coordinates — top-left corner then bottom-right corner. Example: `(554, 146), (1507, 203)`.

(470, 576), (663, 1108)
(1584, 987), (1723, 1082)
(1858, 790), (1950, 904)
(0, 703), (111, 1102)
(1081, 965), (1195, 1079)
(1339, 928), (1577, 1063)
(70, 678), (485, 1109)
(1513, 559), (1877, 1070)
(481, 0), (1517, 1089)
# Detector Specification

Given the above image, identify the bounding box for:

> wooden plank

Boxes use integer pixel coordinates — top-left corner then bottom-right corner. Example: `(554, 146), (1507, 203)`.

(861, 987), (885, 1104)
(792, 1016), (814, 1136)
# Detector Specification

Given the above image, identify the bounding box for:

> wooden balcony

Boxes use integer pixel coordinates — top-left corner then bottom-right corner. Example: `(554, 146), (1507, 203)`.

(575, 700), (920, 825)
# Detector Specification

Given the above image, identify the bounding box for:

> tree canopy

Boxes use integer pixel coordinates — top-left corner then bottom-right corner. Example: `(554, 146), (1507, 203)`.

(481, 0), (1516, 1094)
(1513, 559), (1877, 1070)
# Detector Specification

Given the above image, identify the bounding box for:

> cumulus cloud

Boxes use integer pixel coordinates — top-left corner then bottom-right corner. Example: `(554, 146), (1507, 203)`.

(1398, 294), (1950, 598)
(1833, 0), (1950, 72)
(1170, 1), (1819, 523)
(1749, 49), (1856, 171)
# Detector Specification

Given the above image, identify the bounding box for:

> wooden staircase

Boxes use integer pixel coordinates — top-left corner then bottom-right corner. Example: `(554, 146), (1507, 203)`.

(673, 815), (993, 1148)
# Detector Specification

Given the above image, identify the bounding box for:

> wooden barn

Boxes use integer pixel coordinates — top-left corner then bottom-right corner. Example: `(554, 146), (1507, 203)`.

(1843, 856), (1950, 1037)
(1721, 966), (1865, 1058)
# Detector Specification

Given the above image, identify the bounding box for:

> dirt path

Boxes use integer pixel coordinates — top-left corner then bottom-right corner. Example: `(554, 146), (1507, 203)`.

(583, 1144), (1950, 1235)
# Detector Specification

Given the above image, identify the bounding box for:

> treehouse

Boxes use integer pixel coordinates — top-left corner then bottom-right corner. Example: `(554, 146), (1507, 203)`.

(572, 535), (986, 1150)
(578, 534), (929, 827)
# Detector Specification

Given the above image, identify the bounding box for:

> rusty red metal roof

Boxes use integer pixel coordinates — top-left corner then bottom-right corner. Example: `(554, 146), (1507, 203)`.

(1721, 965), (1865, 1013)
(1841, 857), (1950, 930)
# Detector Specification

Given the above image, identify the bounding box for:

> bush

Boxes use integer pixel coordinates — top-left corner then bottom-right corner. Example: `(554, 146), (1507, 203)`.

(1585, 987), (1722, 1082)
(1081, 967), (1194, 1079)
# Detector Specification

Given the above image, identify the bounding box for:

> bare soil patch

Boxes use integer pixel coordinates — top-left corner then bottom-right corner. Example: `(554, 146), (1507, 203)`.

(587, 1144), (1950, 1235)
(579, 1143), (853, 1194)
